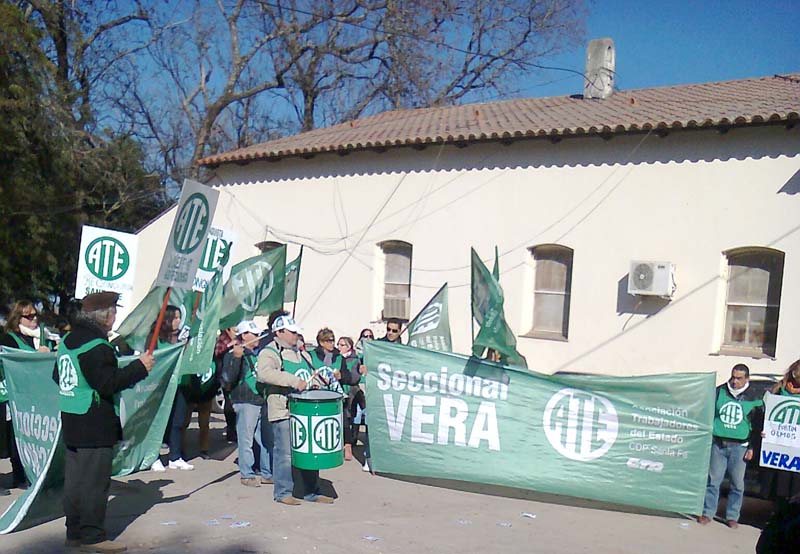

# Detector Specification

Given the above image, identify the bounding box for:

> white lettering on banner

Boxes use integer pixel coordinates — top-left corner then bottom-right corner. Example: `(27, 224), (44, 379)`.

(377, 363), (508, 400)
(382, 394), (501, 451)
(9, 401), (59, 476)
(543, 389), (618, 462)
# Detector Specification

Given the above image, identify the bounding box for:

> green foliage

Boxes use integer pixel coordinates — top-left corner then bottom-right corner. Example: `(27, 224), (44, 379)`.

(0, 4), (167, 306)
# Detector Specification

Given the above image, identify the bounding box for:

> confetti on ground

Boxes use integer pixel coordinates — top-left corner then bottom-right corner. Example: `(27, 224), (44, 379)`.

(204, 519), (220, 526)
(520, 512), (537, 519)
(497, 521), (513, 528)
(455, 519), (472, 526)
(362, 536), (381, 542)
(221, 514), (236, 520)
(230, 521), (252, 529)
(160, 521), (177, 526)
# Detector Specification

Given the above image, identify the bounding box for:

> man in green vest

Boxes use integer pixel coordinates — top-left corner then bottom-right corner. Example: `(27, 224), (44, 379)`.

(257, 315), (335, 505)
(51, 292), (154, 553)
(699, 363), (763, 528)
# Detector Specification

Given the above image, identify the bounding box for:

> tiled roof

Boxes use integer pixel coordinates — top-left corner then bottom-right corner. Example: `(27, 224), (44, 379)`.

(199, 73), (800, 167)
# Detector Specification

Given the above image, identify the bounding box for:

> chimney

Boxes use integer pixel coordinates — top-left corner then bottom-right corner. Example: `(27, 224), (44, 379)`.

(584, 38), (615, 99)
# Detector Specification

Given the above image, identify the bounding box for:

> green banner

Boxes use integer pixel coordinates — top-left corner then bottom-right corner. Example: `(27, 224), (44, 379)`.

(407, 284), (452, 352)
(0, 345), (182, 533)
(470, 248), (526, 367)
(116, 286), (197, 353)
(220, 247), (287, 329)
(284, 249), (302, 304)
(363, 341), (715, 514)
(179, 271), (222, 377)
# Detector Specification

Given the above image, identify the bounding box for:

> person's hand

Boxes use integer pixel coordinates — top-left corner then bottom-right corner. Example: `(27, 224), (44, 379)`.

(359, 364), (367, 375)
(296, 379), (307, 392)
(139, 352), (155, 372)
(232, 344), (244, 359)
(333, 369), (341, 380)
(37, 346), (51, 353)
(744, 449), (753, 462)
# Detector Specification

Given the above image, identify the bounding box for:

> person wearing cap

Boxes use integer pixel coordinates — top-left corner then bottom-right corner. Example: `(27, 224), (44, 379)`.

(51, 291), (154, 553)
(220, 320), (273, 487)
(257, 315), (335, 505)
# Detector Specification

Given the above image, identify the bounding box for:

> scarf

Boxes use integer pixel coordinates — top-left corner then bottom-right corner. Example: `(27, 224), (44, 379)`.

(727, 381), (749, 398)
(18, 324), (41, 349)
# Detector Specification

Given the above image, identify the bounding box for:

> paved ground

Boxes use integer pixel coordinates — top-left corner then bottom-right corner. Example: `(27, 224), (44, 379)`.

(1, 414), (771, 553)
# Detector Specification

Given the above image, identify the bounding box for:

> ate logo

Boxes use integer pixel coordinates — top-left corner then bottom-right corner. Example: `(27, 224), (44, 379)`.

(85, 236), (130, 280)
(719, 402), (744, 426)
(173, 193), (210, 254)
(313, 417), (341, 452)
(58, 355), (79, 392)
(543, 388), (619, 462)
(768, 399), (800, 425)
(231, 261), (275, 311)
(290, 415), (308, 450)
(0, 379), (7, 396)
(199, 236), (231, 271)
(410, 303), (442, 336)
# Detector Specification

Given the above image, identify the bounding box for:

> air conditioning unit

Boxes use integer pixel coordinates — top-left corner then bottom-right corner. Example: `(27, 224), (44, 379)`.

(627, 261), (676, 298)
(383, 297), (410, 320)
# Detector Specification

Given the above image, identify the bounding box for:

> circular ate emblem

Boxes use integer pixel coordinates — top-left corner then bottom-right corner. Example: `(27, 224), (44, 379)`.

(173, 193), (210, 254)
(58, 355), (79, 392)
(543, 388), (619, 462)
(719, 402), (744, 426)
(231, 261), (274, 311)
(85, 236), (130, 280)
(199, 236), (230, 271)
(290, 415), (308, 450)
(313, 417), (341, 452)
(768, 399), (800, 425)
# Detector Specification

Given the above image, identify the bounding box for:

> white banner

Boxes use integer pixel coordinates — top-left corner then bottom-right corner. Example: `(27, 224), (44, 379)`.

(192, 227), (237, 292)
(760, 392), (800, 473)
(155, 179), (219, 289)
(75, 225), (139, 324)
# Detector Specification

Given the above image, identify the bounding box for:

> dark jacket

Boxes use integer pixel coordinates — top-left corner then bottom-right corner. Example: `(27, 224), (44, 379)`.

(220, 350), (263, 406)
(378, 335), (403, 345)
(51, 319), (148, 448)
(0, 332), (35, 350)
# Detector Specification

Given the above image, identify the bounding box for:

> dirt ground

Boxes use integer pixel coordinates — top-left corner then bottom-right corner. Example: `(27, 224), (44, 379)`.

(1, 414), (771, 553)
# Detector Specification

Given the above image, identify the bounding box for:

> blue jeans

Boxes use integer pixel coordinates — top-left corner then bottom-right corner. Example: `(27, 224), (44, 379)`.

(271, 419), (295, 501)
(703, 440), (748, 521)
(233, 403), (272, 479)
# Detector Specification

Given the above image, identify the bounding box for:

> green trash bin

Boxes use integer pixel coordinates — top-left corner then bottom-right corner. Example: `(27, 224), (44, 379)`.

(289, 390), (344, 470)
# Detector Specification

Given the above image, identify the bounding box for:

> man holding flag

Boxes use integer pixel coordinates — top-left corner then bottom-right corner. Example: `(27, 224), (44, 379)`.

(52, 292), (154, 553)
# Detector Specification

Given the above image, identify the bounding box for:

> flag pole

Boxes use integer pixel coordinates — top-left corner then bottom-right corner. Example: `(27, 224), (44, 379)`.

(147, 287), (172, 355)
(292, 244), (304, 319)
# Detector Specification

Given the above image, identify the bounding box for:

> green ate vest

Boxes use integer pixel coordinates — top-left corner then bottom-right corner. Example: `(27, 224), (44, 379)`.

(240, 353), (260, 396)
(712, 385), (763, 441)
(0, 333), (38, 402)
(56, 334), (112, 415)
(264, 346), (314, 383)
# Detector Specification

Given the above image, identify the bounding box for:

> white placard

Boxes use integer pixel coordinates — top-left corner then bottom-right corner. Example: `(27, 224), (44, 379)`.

(192, 227), (237, 292)
(760, 392), (800, 473)
(155, 179), (219, 289)
(75, 225), (139, 324)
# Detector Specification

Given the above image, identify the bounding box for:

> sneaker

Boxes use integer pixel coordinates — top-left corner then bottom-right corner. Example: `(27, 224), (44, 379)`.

(240, 477), (260, 488)
(260, 477), (274, 485)
(150, 459), (166, 472)
(78, 539), (127, 552)
(362, 460), (371, 472)
(310, 495), (334, 504)
(168, 458), (194, 471)
(276, 496), (301, 506)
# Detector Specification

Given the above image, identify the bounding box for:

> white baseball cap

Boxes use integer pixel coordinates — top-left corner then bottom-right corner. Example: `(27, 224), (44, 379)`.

(235, 320), (262, 336)
(272, 315), (302, 333)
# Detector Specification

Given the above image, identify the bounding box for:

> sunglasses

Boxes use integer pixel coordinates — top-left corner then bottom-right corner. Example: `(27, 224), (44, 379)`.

(22, 313), (38, 319)
(387, 328), (400, 333)
(320, 338), (335, 343)
(362, 335), (374, 339)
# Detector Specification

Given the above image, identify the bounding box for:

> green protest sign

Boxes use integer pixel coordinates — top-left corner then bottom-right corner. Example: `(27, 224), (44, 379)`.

(407, 284), (451, 352)
(116, 286), (195, 352)
(178, 271), (222, 377)
(363, 341), (715, 514)
(0, 345), (183, 533)
(220, 247), (287, 329)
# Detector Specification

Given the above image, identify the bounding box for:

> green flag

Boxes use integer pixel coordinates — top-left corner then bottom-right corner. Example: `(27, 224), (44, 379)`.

(470, 248), (526, 367)
(492, 245), (500, 281)
(116, 286), (195, 353)
(407, 283), (451, 352)
(220, 247), (287, 329)
(363, 340), (715, 515)
(284, 248), (303, 303)
(0, 345), (182, 533)
(179, 270), (223, 376)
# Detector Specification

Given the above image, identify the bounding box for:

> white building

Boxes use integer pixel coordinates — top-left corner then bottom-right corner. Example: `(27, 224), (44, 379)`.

(133, 73), (800, 382)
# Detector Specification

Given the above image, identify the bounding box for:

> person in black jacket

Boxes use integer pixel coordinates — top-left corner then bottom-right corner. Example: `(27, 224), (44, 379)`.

(51, 292), (154, 553)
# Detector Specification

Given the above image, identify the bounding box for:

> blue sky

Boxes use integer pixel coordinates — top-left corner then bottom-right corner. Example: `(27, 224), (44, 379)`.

(507, 0), (799, 100)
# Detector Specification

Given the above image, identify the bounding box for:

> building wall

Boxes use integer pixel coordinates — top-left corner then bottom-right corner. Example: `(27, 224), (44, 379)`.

(133, 125), (800, 382)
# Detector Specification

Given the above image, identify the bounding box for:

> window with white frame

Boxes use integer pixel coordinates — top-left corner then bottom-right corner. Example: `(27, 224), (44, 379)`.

(380, 240), (412, 321)
(529, 245), (573, 339)
(722, 247), (784, 356)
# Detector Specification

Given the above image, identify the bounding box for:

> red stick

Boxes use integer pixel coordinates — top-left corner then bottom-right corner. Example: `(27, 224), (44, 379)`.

(147, 287), (172, 355)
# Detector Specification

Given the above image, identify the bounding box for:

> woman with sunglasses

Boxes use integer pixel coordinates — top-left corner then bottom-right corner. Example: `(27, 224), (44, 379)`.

(0, 300), (53, 491)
